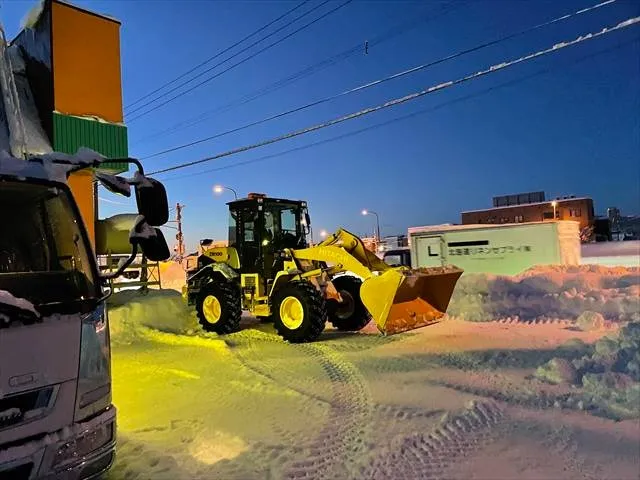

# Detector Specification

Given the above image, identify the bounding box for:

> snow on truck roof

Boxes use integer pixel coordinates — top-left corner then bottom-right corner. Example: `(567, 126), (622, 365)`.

(0, 148), (105, 183)
(408, 220), (580, 235)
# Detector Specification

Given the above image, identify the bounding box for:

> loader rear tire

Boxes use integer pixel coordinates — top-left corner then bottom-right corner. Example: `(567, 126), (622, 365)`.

(328, 275), (371, 332)
(273, 282), (327, 343)
(196, 281), (242, 334)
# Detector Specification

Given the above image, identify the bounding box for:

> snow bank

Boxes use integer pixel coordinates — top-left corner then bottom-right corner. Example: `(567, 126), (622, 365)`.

(582, 241), (640, 268)
(448, 265), (639, 323)
(159, 261), (187, 292)
(534, 322), (640, 419)
(107, 289), (199, 345)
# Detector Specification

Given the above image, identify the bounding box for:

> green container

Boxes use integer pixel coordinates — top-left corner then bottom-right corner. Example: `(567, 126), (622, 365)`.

(53, 112), (128, 173)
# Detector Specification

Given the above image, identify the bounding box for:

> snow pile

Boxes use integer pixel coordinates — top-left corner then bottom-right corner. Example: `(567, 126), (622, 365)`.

(159, 261), (187, 292)
(107, 289), (199, 345)
(448, 265), (639, 323)
(535, 322), (640, 419)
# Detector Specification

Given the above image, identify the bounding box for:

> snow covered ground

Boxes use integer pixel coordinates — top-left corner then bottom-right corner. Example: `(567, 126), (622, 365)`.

(105, 265), (640, 479)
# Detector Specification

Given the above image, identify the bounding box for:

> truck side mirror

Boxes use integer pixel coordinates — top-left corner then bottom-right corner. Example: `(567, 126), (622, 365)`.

(134, 175), (169, 226)
(137, 228), (171, 261)
(129, 216), (171, 261)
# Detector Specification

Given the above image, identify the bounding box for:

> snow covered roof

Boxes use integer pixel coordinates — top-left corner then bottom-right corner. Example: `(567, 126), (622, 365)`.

(408, 220), (580, 235)
(0, 148), (106, 183)
(54, 0), (121, 25)
(461, 197), (592, 214)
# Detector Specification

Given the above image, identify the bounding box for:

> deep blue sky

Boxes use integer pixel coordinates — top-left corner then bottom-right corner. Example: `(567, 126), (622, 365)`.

(2, 0), (639, 250)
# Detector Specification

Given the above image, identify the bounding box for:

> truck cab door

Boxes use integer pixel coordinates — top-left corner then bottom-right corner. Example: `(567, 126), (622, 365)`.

(415, 236), (444, 267)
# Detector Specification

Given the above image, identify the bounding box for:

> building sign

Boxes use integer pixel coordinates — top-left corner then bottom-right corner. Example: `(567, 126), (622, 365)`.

(448, 245), (532, 256)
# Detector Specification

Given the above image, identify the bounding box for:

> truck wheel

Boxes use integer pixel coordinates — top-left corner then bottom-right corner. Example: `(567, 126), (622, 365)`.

(328, 275), (371, 331)
(196, 281), (242, 334)
(273, 282), (327, 343)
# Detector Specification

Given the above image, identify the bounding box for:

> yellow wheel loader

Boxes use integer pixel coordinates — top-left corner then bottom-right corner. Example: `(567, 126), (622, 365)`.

(183, 193), (463, 343)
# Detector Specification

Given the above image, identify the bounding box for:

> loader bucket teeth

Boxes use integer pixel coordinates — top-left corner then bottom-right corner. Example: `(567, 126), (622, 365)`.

(360, 266), (463, 335)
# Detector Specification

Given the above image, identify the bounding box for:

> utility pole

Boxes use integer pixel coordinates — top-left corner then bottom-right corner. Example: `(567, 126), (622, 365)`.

(175, 203), (185, 259)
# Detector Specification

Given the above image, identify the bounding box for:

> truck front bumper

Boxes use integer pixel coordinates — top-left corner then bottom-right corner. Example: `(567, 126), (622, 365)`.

(0, 405), (116, 480)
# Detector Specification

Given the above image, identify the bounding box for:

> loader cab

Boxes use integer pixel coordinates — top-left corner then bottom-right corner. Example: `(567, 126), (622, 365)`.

(227, 193), (310, 280)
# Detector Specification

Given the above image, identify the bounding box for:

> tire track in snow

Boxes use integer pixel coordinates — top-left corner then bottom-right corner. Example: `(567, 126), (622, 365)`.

(362, 400), (505, 480)
(228, 331), (375, 479)
(373, 404), (446, 422)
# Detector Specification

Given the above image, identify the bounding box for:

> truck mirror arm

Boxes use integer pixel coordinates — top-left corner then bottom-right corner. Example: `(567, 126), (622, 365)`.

(100, 243), (139, 281)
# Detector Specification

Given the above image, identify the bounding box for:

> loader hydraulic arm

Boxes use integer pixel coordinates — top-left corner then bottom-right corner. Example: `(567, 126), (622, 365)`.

(291, 228), (392, 278)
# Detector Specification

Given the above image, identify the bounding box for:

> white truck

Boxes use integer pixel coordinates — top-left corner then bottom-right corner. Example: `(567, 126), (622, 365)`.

(0, 150), (170, 479)
(402, 221), (581, 276)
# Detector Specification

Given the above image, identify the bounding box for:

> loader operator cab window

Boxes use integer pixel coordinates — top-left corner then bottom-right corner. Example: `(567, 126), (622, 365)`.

(228, 210), (237, 246)
(268, 203), (305, 251)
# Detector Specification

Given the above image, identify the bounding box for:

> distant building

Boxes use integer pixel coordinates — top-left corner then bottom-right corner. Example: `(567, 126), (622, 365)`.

(379, 235), (408, 251)
(606, 206), (640, 241)
(361, 236), (378, 253)
(461, 192), (595, 233)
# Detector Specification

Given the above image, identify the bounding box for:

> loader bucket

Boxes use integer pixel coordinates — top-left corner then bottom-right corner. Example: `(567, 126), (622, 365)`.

(360, 266), (463, 335)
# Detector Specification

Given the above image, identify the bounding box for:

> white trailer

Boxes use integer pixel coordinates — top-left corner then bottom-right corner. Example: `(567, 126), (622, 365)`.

(408, 221), (581, 276)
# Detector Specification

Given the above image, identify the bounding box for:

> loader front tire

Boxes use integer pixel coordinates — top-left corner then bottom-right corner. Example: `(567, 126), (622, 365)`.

(328, 275), (371, 331)
(273, 282), (327, 343)
(196, 281), (242, 334)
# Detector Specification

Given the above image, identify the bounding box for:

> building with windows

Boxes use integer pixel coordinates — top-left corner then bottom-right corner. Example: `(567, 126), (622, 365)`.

(461, 192), (595, 232)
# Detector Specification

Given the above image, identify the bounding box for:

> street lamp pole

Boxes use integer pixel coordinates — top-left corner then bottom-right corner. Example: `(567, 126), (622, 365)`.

(551, 200), (558, 220)
(361, 209), (381, 244)
(213, 184), (238, 200)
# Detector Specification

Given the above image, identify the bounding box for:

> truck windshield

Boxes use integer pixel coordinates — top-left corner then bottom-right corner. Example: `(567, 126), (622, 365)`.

(0, 181), (100, 308)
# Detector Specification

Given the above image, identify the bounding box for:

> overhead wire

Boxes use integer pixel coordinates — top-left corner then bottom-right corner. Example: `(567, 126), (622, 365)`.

(148, 15), (640, 176)
(132, 0), (466, 145)
(126, 0), (354, 122)
(158, 36), (638, 183)
(124, 0), (310, 110)
(125, 0), (330, 118)
(142, 0), (620, 160)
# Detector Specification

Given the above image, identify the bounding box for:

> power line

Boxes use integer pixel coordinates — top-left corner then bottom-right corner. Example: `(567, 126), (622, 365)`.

(156, 36), (637, 183)
(148, 16), (640, 176)
(124, 0), (310, 111)
(98, 196), (130, 206)
(142, 0), (619, 160)
(125, 0), (329, 118)
(126, 0), (353, 122)
(132, 0), (466, 146)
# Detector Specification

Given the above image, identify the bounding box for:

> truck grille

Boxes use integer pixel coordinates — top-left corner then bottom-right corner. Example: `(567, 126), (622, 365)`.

(0, 387), (54, 429)
(0, 462), (33, 480)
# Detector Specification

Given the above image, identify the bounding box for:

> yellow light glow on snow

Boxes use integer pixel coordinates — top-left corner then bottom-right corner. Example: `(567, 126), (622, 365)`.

(188, 431), (248, 465)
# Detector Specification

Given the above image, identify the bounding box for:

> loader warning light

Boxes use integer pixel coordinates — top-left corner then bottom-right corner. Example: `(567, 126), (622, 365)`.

(248, 193), (267, 200)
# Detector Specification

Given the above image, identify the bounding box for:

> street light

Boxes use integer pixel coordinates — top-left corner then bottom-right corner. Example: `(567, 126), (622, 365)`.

(213, 184), (238, 200)
(361, 209), (381, 243)
(320, 229), (328, 238)
(551, 200), (558, 219)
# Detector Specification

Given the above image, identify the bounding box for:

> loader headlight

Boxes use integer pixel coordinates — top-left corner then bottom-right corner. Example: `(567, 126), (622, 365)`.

(76, 303), (111, 420)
